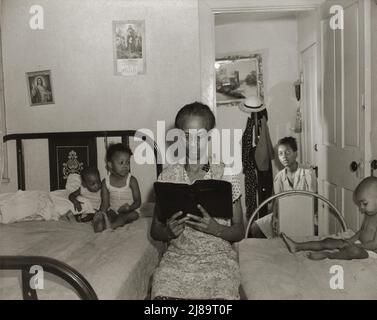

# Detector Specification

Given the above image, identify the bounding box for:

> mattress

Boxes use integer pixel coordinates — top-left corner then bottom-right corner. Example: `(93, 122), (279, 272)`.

(0, 215), (163, 300)
(239, 237), (377, 300)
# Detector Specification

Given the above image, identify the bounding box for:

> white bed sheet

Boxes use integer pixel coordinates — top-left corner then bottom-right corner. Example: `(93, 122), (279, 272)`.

(239, 237), (377, 300)
(0, 215), (163, 300)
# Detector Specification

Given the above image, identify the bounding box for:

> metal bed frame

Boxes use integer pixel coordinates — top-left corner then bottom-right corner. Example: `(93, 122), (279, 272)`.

(245, 190), (348, 239)
(0, 130), (162, 300)
(0, 256), (98, 300)
(3, 130), (163, 190)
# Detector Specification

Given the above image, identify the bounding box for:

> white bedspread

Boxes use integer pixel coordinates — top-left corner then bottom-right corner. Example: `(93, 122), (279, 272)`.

(239, 238), (377, 300)
(0, 190), (77, 224)
(0, 217), (163, 300)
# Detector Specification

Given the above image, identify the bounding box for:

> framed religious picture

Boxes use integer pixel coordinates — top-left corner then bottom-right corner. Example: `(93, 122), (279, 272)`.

(26, 70), (55, 106)
(113, 20), (146, 76)
(48, 136), (97, 190)
(215, 54), (264, 106)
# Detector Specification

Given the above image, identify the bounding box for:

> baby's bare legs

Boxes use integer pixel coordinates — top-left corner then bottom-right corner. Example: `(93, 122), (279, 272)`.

(110, 210), (139, 230)
(281, 233), (348, 253)
(307, 245), (369, 260)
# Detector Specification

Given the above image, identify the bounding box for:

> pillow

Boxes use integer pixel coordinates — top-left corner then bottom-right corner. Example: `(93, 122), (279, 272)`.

(0, 190), (59, 224)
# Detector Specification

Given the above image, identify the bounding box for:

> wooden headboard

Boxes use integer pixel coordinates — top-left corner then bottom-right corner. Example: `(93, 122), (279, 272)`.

(3, 130), (162, 191)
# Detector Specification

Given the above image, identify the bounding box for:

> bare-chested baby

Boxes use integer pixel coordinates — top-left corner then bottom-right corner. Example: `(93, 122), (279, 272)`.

(281, 176), (377, 260)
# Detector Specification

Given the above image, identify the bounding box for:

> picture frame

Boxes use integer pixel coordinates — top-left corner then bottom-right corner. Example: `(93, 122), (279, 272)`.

(48, 136), (97, 190)
(113, 20), (146, 76)
(215, 54), (264, 106)
(26, 70), (54, 106)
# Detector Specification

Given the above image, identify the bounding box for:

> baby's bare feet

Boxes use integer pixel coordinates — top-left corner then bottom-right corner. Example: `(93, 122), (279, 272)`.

(281, 233), (298, 253)
(93, 211), (105, 233)
(306, 252), (327, 260)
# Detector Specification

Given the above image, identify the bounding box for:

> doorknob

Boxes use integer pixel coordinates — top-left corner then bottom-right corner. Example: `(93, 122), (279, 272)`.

(350, 161), (360, 172)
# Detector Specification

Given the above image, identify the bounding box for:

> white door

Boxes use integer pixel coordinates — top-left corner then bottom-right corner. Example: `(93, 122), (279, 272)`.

(301, 43), (319, 168)
(318, 0), (366, 235)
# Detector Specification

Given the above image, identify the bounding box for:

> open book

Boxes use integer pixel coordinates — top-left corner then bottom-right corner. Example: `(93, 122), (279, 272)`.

(154, 180), (233, 223)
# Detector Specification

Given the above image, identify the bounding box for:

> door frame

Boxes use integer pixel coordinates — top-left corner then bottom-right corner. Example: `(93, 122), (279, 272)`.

(300, 42), (319, 167)
(199, 0), (372, 177)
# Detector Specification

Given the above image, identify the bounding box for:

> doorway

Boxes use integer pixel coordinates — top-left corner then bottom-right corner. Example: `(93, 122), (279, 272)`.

(199, 0), (371, 233)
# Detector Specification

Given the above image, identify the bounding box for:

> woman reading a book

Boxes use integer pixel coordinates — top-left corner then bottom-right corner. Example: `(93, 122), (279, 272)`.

(150, 102), (244, 300)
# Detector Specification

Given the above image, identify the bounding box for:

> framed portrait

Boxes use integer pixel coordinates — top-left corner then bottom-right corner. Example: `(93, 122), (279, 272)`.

(26, 70), (55, 106)
(215, 54), (264, 106)
(113, 20), (146, 76)
(48, 136), (97, 190)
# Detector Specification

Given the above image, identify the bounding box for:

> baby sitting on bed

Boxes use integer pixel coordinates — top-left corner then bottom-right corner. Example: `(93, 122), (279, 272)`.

(93, 143), (141, 233)
(281, 177), (377, 260)
(66, 167), (102, 222)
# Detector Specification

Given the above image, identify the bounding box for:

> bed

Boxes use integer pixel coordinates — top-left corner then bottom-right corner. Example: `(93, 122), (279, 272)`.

(239, 191), (377, 300)
(239, 237), (377, 300)
(0, 130), (163, 300)
(0, 213), (163, 300)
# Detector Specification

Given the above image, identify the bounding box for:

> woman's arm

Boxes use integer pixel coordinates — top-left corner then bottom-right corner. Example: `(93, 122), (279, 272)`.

(150, 206), (188, 242)
(151, 206), (172, 242)
(215, 198), (245, 243)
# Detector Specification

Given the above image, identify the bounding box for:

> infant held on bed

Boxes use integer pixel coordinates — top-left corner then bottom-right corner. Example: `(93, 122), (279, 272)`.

(66, 167), (102, 222)
(93, 143), (141, 233)
(281, 177), (377, 260)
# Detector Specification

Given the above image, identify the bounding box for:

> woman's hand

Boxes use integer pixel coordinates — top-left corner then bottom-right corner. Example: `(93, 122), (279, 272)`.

(185, 205), (223, 237)
(166, 212), (189, 240)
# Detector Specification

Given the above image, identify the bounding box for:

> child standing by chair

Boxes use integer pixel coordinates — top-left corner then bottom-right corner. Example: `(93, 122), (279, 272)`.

(93, 143), (141, 233)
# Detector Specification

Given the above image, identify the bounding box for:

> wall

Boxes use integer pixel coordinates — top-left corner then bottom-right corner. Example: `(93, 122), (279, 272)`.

(297, 9), (318, 52)
(372, 1), (377, 161)
(0, 0), (201, 195)
(215, 15), (300, 175)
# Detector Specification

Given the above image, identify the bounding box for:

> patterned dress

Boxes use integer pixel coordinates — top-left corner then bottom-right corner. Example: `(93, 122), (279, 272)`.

(151, 163), (242, 300)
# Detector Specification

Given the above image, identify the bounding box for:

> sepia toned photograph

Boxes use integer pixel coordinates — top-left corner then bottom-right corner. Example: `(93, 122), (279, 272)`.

(113, 20), (146, 75)
(0, 0), (376, 304)
(26, 70), (54, 106)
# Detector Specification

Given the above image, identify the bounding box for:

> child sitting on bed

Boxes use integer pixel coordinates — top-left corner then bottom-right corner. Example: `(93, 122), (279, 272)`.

(93, 143), (141, 233)
(281, 176), (377, 260)
(66, 167), (102, 222)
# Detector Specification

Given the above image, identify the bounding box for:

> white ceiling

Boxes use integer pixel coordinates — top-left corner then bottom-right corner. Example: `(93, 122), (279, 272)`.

(215, 11), (300, 26)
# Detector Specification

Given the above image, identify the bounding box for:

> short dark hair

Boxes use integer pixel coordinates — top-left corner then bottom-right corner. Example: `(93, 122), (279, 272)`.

(106, 143), (133, 162)
(80, 166), (100, 181)
(175, 102), (216, 131)
(278, 137), (298, 152)
(354, 176), (377, 197)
